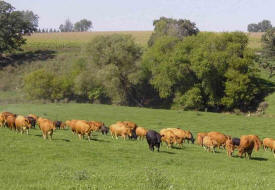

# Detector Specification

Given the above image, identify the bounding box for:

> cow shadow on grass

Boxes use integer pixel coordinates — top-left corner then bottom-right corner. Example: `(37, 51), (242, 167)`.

(231, 155), (268, 161)
(91, 138), (110, 143)
(160, 151), (176, 155)
(250, 157), (268, 161)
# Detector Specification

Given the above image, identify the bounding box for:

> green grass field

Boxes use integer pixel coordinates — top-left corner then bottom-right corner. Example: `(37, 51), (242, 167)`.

(0, 103), (275, 190)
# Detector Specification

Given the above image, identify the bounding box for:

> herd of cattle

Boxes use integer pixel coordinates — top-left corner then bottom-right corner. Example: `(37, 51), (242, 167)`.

(0, 111), (275, 159)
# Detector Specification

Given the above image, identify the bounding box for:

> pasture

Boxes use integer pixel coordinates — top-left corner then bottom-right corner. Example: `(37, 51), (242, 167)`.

(0, 103), (275, 190)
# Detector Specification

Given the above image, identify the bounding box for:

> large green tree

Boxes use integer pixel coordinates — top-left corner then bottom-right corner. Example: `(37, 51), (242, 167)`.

(0, 1), (38, 56)
(143, 32), (260, 111)
(87, 34), (142, 105)
(148, 17), (199, 47)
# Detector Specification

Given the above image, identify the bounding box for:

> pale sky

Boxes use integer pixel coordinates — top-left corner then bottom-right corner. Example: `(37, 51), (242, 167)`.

(5, 0), (275, 31)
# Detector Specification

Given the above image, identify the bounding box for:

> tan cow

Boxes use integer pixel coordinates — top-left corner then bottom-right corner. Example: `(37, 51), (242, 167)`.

(263, 138), (274, 151)
(207, 131), (230, 149)
(160, 128), (178, 148)
(39, 119), (56, 140)
(1, 112), (16, 127)
(6, 115), (16, 130)
(197, 132), (208, 147)
(203, 136), (218, 153)
(136, 126), (148, 140)
(74, 120), (93, 141)
(15, 115), (31, 135)
(238, 135), (261, 159)
(110, 122), (132, 140)
(225, 139), (235, 157)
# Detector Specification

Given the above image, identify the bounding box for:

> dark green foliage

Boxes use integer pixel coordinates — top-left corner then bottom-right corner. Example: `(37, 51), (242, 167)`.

(247, 20), (272, 32)
(144, 32), (261, 111)
(148, 17), (199, 47)
(260, 28), (275, 78)
(74, 19), (92, 32)
(0, 1), (37, 56)
(87, 34), (143, 105)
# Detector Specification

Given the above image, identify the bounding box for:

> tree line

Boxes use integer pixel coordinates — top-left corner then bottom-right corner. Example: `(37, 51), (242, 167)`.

(1, 1), (275, 112)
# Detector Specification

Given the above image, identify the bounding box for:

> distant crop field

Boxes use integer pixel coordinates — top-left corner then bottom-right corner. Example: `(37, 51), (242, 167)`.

(23, 31), (262, 50)
(23, 31), (152, 50)
(0, 103), (274, 189)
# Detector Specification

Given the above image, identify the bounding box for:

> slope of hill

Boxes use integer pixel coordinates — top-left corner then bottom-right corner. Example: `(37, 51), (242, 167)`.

(0, 103), (275, 189)
(0, 31), (268, 108)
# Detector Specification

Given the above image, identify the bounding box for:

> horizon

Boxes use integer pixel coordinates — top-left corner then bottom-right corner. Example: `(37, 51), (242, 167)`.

(5, 0), (275, 32)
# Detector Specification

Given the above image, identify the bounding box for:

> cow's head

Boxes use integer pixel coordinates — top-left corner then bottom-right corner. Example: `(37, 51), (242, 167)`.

(25, 118), (32, 129)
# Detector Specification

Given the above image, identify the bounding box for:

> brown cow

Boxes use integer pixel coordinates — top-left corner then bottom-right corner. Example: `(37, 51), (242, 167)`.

(28, 114), (38, 121)
(263, 138), (274, 151)
(197, 132), (208, 147)
(0, 114), (5, 128)
(1, 112), (16, 127)
(203, 136), (218, 153)
(160, 128), (178, 148)
(136, 126), (148, 140)
(87, 121), (105, 132)
(74, 120), (93, 141)
(110, 122), (132, 140)
(15, 115), (31, 135)
(65, 120), (79, 134)
(39, 119), (56, 140)
(207, 131), (230, 149)
(238, 135), (261, 159)
(6, 115), (16, 130)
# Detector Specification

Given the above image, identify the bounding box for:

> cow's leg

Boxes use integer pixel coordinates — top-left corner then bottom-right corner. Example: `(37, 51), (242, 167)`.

(87, 133), (91, 141)
(26, 129), (29, 135)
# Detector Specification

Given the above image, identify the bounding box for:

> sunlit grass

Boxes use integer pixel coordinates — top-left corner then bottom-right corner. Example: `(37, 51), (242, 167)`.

(0, 103), (274, 189)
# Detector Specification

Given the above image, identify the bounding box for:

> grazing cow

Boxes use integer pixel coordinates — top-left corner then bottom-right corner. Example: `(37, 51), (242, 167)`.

(15, 115), (31, 135)
(100, 125), (109, 135)
(1, 112), (16, 127)
(146, 130), (162, 152)
(54, 121), (63, 130)
(0, 114), (4, 128)
(160, 129), (178, 148)
(225, 137), (241, 157)
(28, 114), (38, 121)
(207, 131), (230, 149)
(66, 120), (79, 134)
(232, 138), (240, 147)
(136, 127), (148, 140)
(197, 132), (208, 147)
(6, 115), (16, 130)
(183, 130), (195, 144)
(263, 138), (274, 151)
(39, 119), (56, 140)
(203, 136), (218, 153)
(116, 121), (137, 140)
(25, 116), (36, 129)
(110, 122), (132, 140)
(238, 135), (261, 159)
(74, 120), (93, 141)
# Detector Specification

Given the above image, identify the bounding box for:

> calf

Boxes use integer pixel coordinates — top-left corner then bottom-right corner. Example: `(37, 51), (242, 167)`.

(146, 130), (162, 152)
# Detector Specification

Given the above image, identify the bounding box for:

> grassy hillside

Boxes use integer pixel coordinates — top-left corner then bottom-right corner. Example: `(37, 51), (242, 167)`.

(0, 103), (275, 189)
(0, 31), (265, 105)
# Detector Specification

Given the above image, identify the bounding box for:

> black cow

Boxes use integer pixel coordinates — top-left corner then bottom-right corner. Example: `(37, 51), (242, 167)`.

(100, 125), (109, 135)
(232, 138), (240, 146)
(25, 116), (36, 129)
(146, 130), (162, 152)
(54, 121), (62, 130)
